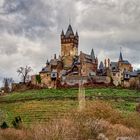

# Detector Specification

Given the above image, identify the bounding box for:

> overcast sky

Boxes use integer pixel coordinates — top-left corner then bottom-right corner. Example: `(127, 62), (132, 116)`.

(0, 0), (140, 85)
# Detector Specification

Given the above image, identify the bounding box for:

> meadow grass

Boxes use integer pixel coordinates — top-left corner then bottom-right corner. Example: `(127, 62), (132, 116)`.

(0, 87), (140, 102)
(0, 99), (138, 126)
(0, 100), (140, 140)
(0, 100), (78, 125)
(0, 87), (139, 125)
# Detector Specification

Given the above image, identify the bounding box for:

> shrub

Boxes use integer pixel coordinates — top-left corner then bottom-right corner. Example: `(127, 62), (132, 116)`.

(1, 122), (9, 129)
(12, 116), (22, 129)
(35, 75), (41, 84)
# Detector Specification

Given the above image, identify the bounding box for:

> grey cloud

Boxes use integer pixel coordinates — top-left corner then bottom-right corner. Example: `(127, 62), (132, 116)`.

(0, 0), (140, 84)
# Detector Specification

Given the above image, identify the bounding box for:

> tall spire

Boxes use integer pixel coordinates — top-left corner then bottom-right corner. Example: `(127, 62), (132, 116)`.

(119, 48), (123, 61)
(91, 48), (95, 60)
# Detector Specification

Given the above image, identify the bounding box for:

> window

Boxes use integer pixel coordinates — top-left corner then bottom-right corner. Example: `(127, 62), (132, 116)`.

(112, 67), (116, 71)
(113, 73), (116, 76)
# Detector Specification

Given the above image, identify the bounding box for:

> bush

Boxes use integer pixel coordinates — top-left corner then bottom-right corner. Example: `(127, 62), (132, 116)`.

(36, 75), (41, 84)
(12, 116), (22, 129)
(1, 121), (9, 129)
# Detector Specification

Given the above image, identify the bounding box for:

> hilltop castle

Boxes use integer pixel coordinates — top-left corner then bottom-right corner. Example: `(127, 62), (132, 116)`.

(31, 24), (140, 88)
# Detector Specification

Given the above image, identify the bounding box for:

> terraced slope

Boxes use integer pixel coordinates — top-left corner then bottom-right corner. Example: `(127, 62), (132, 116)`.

(0, 100), (78, 125)
(0, 88), (139, 126)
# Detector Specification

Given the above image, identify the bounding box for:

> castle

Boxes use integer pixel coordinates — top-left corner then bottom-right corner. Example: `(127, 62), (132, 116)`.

(31, 24), (140, 89)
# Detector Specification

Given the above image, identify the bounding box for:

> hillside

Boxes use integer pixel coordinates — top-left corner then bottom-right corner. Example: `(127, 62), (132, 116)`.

(1, 87), (140, 103)
(0, 88), (140, 139)
(0, 87), (139, 124)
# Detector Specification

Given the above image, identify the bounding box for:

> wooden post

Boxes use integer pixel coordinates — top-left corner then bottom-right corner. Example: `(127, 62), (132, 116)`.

(78, 67), (85, 111)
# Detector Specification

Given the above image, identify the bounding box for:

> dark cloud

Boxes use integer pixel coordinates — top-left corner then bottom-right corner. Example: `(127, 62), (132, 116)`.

(0, 0), (139, 84)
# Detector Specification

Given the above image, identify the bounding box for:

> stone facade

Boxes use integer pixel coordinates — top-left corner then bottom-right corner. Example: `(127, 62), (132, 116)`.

(61, 25), (78, 68)
(79, 51), (98, 76)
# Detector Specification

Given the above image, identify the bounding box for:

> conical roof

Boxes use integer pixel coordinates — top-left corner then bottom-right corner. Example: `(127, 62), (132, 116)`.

(75, 31), (78, 37)
(61, 30), (64, 36)
(91, 48), (95, 60)
(99, 61), (104, 70)
(119, 51), (123, 61)
(65, 24), (74, 38)
(46, 60), (49, 65)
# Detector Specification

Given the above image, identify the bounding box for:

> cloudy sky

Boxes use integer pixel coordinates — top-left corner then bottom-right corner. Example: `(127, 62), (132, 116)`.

(0, 0), (140, 85)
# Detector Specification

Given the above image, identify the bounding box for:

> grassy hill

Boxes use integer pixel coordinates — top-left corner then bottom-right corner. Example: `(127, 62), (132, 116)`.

(0, 87), (139, 125)
(0, 87), (140, 139)
(0, 100), (140, 140)
(0, 87), (140, 102)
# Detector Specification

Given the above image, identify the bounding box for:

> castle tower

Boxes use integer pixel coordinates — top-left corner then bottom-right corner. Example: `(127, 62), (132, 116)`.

(61, 24), (79, 68)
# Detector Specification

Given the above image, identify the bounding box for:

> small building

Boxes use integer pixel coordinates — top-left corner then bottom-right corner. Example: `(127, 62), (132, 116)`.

(109, 51), (133, 87)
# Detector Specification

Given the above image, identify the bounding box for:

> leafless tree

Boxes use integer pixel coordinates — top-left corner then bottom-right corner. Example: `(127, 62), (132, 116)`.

(3, 78), (14, 93)
(17, 66), (32, 84)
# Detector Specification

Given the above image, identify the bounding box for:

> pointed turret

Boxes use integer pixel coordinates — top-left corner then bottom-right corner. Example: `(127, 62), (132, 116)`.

(46, 59), (49, 66)
(65, 24), (74, 38)
(54, 54), (57, 59)
(61, 30), (64, 36)
(119, 51), (123, 61)
(91, 48), (95, 60)
(75, 31), (79, 37)
(99, 61), (104, 70)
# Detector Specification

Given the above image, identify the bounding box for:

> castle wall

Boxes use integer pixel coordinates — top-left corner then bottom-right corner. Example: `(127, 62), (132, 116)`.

(61, 76), (111, 86)
(79, 52), (98, 76)
(123, 77), (140, 88)
(111, 72), (122, 86)
(40, 73), (52, 88)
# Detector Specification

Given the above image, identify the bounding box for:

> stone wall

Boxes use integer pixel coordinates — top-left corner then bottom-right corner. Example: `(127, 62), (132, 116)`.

(123, 77), (140, 88)
(111, 72), (122, 87)
(61, 76), (111, 87)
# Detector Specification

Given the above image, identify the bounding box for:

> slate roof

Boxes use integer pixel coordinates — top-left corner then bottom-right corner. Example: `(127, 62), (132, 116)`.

(91, 49), (95, 60)
(75, 31), (78, 37)
(65, 24), (74, 38)
(81, 52), (93, 63)
(61, 30), (64, 36)
(124, 71), (138, 77)
(119, 51), (123, 61)
(41, 66), (51, 73)
(46, 60), (49, 65)
(137, 70), (140, 74)
(50, 59), (58, 66)
(122, 60), (130, 65)
(99, 61), (104, 70)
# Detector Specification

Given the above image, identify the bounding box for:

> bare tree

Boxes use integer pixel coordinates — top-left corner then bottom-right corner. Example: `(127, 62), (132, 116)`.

(17, 66), (32, 84)
(3, 78), (14, 93)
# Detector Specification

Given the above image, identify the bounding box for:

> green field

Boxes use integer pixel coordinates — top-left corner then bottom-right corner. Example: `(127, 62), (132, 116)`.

(0, 88), (139, 125)
(0, 87), (140, 102)
(0, 100), (78, 125)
